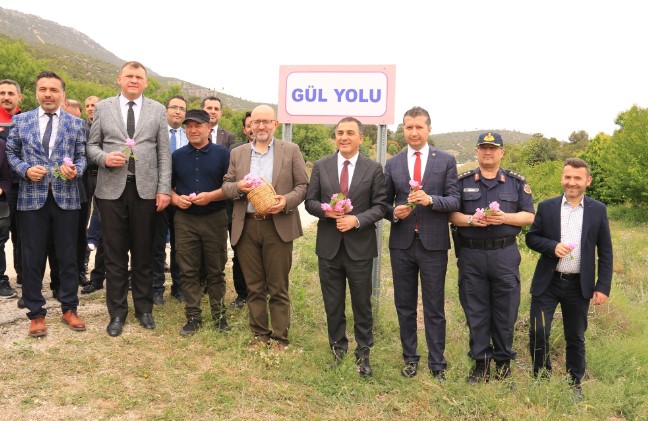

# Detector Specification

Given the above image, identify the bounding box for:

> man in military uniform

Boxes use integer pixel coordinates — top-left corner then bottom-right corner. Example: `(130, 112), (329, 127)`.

(449, 132), (535, 383)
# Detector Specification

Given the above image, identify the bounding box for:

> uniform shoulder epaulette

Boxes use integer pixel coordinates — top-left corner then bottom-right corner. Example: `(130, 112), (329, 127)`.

(458, 168), (478, 180)
(503, 169), (526, 182)
(504, 169), (533, 194)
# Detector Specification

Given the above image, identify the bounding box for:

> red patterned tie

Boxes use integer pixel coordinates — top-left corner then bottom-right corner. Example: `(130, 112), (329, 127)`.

(340, 160), (350, 196)
(414, 151), (421, 231)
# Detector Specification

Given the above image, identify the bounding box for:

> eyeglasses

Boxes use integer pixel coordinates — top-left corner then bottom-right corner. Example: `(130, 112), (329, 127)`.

(168, 105), (187, 112)
(250, 119), (276, 127)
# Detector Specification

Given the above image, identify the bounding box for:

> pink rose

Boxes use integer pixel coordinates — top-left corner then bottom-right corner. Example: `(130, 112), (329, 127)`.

(409, 179), (421, 190)
(474, 208), (486, 220)
(63, 157), (73, 167)
(125, 138), (136, 148)
(188, 193), (197, 200)
(488, 201), (500, 212)
(567, 242), (578, 250)
(321, 203), (333, 212)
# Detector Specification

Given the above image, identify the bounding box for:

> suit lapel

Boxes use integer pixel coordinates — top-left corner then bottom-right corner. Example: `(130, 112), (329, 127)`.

(111, 97), (128, 139)
(134, 97), (152, 139)
(422, 148), (437, 184)
(271, 139), (284, 186)
(581, 196), (592, 246)
(52, 111), (68, 154)
(323, 153), (339, 195)
(399, 150), (410, 180)
(349, 154), (369, 199)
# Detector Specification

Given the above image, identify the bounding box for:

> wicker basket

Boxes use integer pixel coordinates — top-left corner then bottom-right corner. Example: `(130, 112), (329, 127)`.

(247, 179), (278, 215)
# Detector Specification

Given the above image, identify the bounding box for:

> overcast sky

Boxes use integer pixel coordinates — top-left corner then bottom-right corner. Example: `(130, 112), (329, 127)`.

(2, 0), (646, 140)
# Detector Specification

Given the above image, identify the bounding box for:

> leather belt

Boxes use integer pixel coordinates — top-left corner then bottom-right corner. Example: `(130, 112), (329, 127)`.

(460, 236), (516, 250)
(246, 212), (272, 220)
(126, 175), (135, 182)
(554, 271), (580, 281)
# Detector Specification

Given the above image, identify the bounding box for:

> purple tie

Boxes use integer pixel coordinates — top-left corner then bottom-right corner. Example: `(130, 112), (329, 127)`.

(340, 160), (350, 196)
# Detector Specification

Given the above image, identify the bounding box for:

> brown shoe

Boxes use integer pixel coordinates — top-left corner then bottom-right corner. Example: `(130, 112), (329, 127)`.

(28, 315), (47, 337)
(248, 337), (270, 351)
(62, 310), (86, 331)
(269, 340), (288, 352)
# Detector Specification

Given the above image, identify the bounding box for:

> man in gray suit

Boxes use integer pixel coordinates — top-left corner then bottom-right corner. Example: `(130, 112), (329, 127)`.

(86, 61), (171, 337)
(305, 117), (387, 376)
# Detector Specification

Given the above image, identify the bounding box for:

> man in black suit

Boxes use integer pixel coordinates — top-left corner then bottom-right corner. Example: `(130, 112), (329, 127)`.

(305, 117), (387, 377)
(526, 157), (613, 401)
(202, 96), (235, 149)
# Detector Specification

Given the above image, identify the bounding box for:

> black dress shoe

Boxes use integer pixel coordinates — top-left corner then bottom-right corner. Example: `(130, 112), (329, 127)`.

(107, 317), (124, 337)
(572, 384), (583, 402)
(327, 348), (347, 370)
(431, 369), (446, 382)
(17, 295), (25, 309)
(495, 360), (512, 380)
(81, 282), (103, 295)
(230, 297), (246, 309)
(137, 313), (155, 330)
(180, 318), (201, 336)
(356, 356), (373, 377)
(467, 360), (490, 384)
(217, 317), (230, 332)
(153, 292), (165, 305)
(401, 362), (418, 378)
(78, 272), (91, 287)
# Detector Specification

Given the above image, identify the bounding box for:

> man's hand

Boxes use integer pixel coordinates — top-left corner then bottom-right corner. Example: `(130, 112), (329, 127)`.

(394, 204), (413, 220)
(190, 192), (212, 207)
(236, 179), (254, 194)
(336, 215), (358, 232)
(105, 151), (127, 168)
(60, 164), (78, 180)
(176, 194), (193, 209)
(156, 193), (170, 212)
(554, 242), (574, 259)
(407, 189), (431, 206)
(484, 210), (506, 225)
(27, 166), (48, 182)
(267, 195), (287, 214)
(592, 291), (608, 305)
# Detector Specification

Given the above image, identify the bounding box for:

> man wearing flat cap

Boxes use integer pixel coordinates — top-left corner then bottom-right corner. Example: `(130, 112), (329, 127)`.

(449, 131), (535, 383)
(170, 109), (231, 336)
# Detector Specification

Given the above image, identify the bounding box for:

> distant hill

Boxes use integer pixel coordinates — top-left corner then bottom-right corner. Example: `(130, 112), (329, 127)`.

(0, 6), (258, 111)
(432, 129), (533, 163)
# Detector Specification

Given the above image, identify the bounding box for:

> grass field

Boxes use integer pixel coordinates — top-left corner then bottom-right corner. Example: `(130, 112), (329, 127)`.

(1, 218), (646, 420)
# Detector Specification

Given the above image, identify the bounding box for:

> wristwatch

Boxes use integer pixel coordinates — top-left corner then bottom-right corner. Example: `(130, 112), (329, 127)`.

(467, 215), (473, 226)
(428, 195), (433, 206)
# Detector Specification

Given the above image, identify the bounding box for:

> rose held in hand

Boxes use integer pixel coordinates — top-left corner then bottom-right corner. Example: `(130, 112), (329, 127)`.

(405, 180), (421, 209)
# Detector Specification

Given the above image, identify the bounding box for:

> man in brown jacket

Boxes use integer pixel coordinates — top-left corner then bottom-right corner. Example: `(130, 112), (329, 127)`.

(222, 104), (308, 351)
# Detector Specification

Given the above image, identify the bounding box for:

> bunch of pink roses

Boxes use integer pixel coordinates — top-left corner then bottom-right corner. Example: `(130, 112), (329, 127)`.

(405, 180), (421, 209)
(52, 157), (74, 180)
(321, 193), (353, 214)
(243, 173), (264, 189)
(474, 201), (500, 220)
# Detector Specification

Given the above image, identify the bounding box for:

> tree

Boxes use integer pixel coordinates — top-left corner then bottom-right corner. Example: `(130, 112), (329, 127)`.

(292, 124), (335, 163)
(568, 130), (589, 145)
(580, 132), (615, 203)
(598, 106), (648, 205)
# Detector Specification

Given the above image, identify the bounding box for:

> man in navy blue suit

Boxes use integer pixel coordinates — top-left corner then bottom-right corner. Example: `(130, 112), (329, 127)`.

(384, 106), (460, 380)
(526, 157), (613, 401)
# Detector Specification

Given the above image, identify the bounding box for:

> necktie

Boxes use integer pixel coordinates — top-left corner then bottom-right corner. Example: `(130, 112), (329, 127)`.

(170, 129), (177, 153)
(127, 101), (135, 173)
(42, 113), (54, 157)
(340, 160), (350, 196)
(414, 151), (421, 231)
(414, 151), (421, 183)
